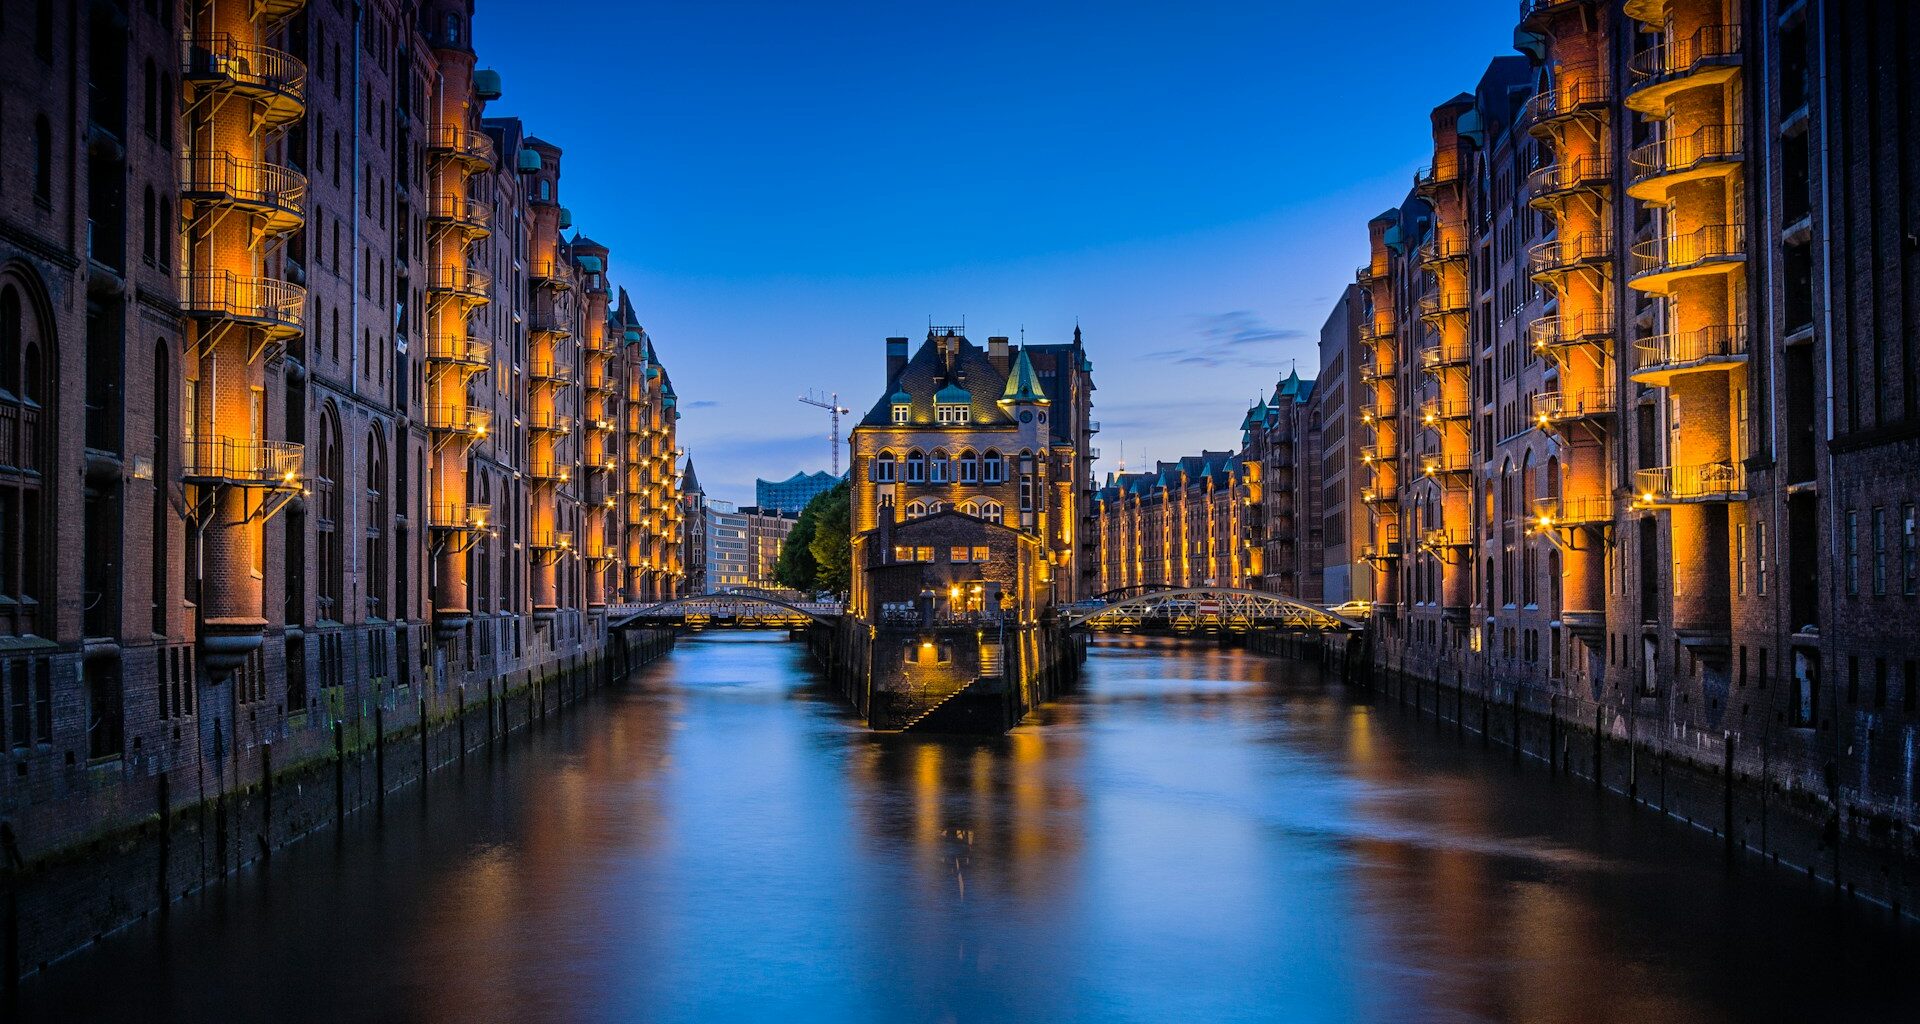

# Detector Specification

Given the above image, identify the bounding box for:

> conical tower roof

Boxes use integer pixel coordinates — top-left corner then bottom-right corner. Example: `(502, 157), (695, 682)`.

(999, 346), (1050, 404)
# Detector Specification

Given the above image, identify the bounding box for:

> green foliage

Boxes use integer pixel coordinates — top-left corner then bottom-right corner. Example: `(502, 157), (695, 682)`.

(773, 480), (850, 595)
(806, 480), (852, 597)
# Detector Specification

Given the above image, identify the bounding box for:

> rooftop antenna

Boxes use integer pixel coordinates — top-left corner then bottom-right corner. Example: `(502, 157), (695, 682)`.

(798, 390), (851, 476)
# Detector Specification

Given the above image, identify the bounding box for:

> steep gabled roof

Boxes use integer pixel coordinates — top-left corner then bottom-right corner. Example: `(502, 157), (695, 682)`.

(858, 333), (1019, 429)
(999, 346), (1049, 404)
(680, 457), (702, 495)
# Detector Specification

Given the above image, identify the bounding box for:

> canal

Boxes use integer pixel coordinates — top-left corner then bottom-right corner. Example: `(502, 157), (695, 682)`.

(16, 634), (1920, 1023)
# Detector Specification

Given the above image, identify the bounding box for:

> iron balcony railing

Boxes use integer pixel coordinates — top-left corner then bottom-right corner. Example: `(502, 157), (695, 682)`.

(179, 271), (305, 335)
(181, 153), (306, 230)
(1629, 124), (1744, 185)
(1360, 441), (1398, 464)
(1519, 0), (1585, 24)
(427, 123), (496, 168)
(529, 530), (573, 551)
(1528, 232), (1614, 279)
(528, 410), (572, 434)
(1359, 354), (1396, 382)
(1630, 223), (1746, 282)
(1414, 159), (1462, 196)
(185, 35), (307, 126)
(1528, 311), (1615, 354)
(1419, 399), (1471, 424)
(1420, 337), (1471, 371)
(1421, 451), (1472, 476)
(182, 437), (303, 487)
(1360, 487), (1399, 507)
(1423, 528), (1472, 550)
(428, 502), (492, 531)
(529, 258), (575, 289)
(1360, 537), (1403, 562)
(1524, 154), (1612, 206)
(529, 308), (572, 336)
(1628, 24), (1744, 89)
(1418, 289), (1470, 320)
(1519, 66), (1609, 133)
(1635, 463), (1746, 504)
(426, 264), (491, 301)
(1533, 494), (1613, 527)
(426, 334), (490, 367)
(1360, 395), (1399, 422)
(1532, 387), (1617, 424)
(1416, 234), (1470, 268)
(1633, 322), (1748, 375)
(529, 459), (572, 483)
(530, 358), (574, 385)
(426, 192), (492, 236)
(425, 404), (490, 436)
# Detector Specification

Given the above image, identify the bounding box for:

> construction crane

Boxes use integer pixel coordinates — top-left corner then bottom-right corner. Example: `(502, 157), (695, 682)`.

(798, 390), (851, 476)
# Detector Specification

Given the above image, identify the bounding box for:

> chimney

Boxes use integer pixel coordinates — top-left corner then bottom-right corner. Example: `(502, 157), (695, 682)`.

(885, 336), (909, 383)
(988, 336), (1010, 372)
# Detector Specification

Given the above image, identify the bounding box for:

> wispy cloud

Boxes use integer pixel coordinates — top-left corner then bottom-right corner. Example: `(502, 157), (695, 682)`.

(1146, 311), (1304, 368)
(684, 399), (721, 409)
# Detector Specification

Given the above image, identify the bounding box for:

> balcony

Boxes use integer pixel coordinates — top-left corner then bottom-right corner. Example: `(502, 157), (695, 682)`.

(1529, 312), (1615, 358)
(426, 265), (491, 305)
(1419, 337), (1471, 373)
(184, 36), (306, 131)
(1359, 354), (1396, 383)
(1359, 441), (1398, 464)
(1525, 154), (1612, 209)
(1627, 124), (1743, 203)
(1520, 67), (1610, 136)
(1356, 264), (1377, 286)
(1528, 232), (1614, 282)
(1416, 235), (1469, 269)
(530, 529), (573, 553)
(425, 404), (490, 438)
(1414, 160), (1462, 197)
(1519, 0), (1592, 27)
(1359, 319), (1392, 344)
(426, 334), (491, 369)
(583, 330), (611, 353)
(1423, 528), (1473, 551)
(530, 358), (574, 386)
(1628, 223), (1745, 293)
(529, 308), (572, 337)
(1634, 463), (1746, 506)
(528, 410), (572, 435)
(182, 437), (302, 488)
(529, 258), (575, 291)
(1631, 322), (1748, 384)
(1420, 451), (1472, 478)
(1626, 24), (1744, 116)
(427, 124), (496, 171)
(586, 372), (618, 394)
(1417, 289), (1469, 322)
(426, 192), (492, 238)
(1360, 537), (1403, 563)
(181, 154), (306, 236)
(1532, 387), (1616, 427)
(529, 459), (572, 485)
(1418, 399), (1471, 426)
(1532, 494), (1613, 529)
(1359, 395), (1399, 423)
(428, 502), (492, 532)
(1359, 487), (1399, 508)
(180, 271), (305, 341)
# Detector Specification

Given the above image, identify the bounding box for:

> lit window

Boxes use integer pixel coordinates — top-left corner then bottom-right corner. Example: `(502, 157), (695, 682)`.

(892, 403), (909, 424)
(950, 546), (972, 563)
(971, 546), (990, 562)
(935, 404), (970, 425)
(916, 546), (934, 562)
(904, 500), (927, 518)
(982, 450), (1004, 484)
(930, 450), (950, 483)
(874, 452), (896, 482)
(905, 451), (926, 483)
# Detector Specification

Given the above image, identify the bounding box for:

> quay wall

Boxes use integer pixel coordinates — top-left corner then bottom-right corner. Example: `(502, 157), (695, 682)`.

(0, 624), (677, 984)
(1253, 630), (1919, 921)
(809, 617), (1083, 732)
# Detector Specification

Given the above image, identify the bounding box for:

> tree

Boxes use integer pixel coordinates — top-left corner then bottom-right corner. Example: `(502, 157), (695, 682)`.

(772, 502), (819, 593)
(806, 480), (852, 597)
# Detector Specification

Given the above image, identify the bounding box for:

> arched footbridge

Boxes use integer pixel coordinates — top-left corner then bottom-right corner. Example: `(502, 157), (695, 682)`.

(610, 593), (843, 630)
(1064, 588), (1365, 634)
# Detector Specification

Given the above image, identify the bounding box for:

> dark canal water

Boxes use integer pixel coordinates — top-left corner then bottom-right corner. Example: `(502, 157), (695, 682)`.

(16, 634), (1920, 1023)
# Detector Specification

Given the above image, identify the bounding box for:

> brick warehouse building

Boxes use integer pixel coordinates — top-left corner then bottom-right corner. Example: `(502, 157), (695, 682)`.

(0, 0), (682, 875)
(1090, 368), (1322, 601)
(1341, 0), (1920, 879)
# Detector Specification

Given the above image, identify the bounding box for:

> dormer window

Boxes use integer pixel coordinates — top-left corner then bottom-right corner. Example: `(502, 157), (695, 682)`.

(936, 403), (970, 425)
(892, 403), (909, 424)
(890, 390), (911, 424)
(933, 382), (972, 424)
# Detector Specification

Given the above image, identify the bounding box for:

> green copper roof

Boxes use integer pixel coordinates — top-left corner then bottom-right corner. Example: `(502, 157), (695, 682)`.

(891, 390), (912, 405)
(1241, 399), (1268, 429)
(934, 383), (971, 404)
(516, 148), (541, 174)
(998, 347), (1049, 404)
(473, 69), (503, 101)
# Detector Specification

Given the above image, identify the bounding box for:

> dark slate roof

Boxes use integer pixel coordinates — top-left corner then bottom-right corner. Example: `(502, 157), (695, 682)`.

(680, 457), (702, 495)
(858, 332), (1018, 429)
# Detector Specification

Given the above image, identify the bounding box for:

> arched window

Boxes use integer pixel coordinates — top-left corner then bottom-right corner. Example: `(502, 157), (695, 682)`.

(904, 499), (927, 519)
(1545, 455), (1561, 499)
(538, 179), (550, 202)
(926, 500), (944, 514)
(929, 449), (950, 483)
(981, 500), (1004, 523)
(0, 279), (50, 636)
(1521, 452), (1536, 606)
(873, 450), (896, 483)
(365, 427), (388, 620)
(904, 449), (926, 483)
(958, 449), (979, 483)
(959, 500), (980, 517)
(982, 449), (1003, 484)
(316, 404), (345, 621)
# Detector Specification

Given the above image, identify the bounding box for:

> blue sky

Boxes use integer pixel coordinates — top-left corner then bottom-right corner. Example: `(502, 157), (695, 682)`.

(476, 1), (1518, 504)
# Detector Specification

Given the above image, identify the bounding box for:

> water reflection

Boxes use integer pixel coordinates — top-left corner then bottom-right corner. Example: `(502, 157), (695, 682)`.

(14, 633), (1920, 1024)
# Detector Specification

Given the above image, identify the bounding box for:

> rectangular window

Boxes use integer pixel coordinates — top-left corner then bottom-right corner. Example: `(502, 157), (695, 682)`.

(959, 457), (978, 483)
(1847, 510), (1859, 595)
(1019, 478), (1033, 511)
(1873, 508), (1889, 596)
(950, 546), (971, 563)
(892, 406), (908, 424)
(984, 457), (1003, 484)
(1756, 521), (1768, 596)
(971, 546), (990, 562)
(874, 459), (895, 483)
(916, 546), (933, 563)
(1734, 524), (1747, 595)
